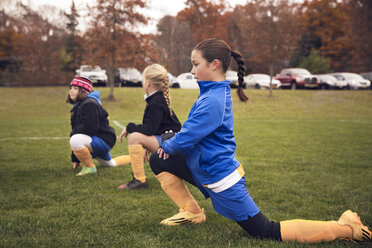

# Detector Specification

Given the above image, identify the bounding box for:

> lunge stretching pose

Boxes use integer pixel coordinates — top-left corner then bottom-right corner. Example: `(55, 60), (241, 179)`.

(150, 38), (371, 243)
(114, 64), (183, 190)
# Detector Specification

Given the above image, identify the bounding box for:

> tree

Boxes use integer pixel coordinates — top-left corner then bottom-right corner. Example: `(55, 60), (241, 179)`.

(226, 7), (248, 71)
(178, 0), (230, 43)
(298, 48), (330, 74)
(1, 2), (68, 86)
(63, 1), (82, 74)
(345, 0), (372, 72)
(155, 15), (194, 76)
(0, 11), (22, 84)
(298, 0), (351, 71)
(239, 0), (300, 97)
(84, 0), (150, 100)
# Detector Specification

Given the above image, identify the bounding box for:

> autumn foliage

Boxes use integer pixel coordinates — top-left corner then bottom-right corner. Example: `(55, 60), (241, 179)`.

(0, 0), (371, 87)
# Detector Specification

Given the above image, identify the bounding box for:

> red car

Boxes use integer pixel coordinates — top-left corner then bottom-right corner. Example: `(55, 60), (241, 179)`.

(275, 68), (318, 89)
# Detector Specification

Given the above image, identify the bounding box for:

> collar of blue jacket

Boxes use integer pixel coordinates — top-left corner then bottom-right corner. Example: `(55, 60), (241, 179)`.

(197, 80), (231, 93)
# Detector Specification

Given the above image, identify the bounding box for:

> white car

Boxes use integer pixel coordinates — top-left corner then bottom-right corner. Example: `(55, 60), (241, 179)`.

(226, 70), (239, 88)
(244, 74), (281, 89)
(76, 65), (108, 86)
(331, 72), (370, 89)
(175, 73), (199, 89)
(116, 67), (142, 87)
(360, 72), (372, 82)
(168, 73), (179, 88)
(316, 74), (347, 89)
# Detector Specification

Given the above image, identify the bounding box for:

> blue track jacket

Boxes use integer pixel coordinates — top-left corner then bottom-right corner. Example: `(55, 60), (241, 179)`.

(162, 80), (244, 194)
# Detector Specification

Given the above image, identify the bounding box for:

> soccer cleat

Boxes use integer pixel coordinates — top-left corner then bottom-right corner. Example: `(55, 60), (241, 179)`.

(160, 208), (206, 226)
(338, 210), (371, 242)
(116, 173), (149, 190)
(76, 166), (97, 176)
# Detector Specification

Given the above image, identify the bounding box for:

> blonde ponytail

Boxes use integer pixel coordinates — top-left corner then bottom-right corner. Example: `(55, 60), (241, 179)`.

(143, 64), (173, 115)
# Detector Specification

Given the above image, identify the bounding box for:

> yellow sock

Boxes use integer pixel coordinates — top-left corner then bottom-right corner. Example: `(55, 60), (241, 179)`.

(113, 155), (131, 166)
(281, 219), (352, 243)
(156, 172), (202, 214)
(129, 144), (146, 183)
(72, 146), (95, 168)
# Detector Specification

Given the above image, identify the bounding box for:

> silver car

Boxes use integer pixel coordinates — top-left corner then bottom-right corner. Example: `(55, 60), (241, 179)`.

(175, 73), (199, 89)
(331, 73), (371, 89)
(76, 65), (108, 86)
(244, 74), (281, 89)
(316, 74), (347, 89)
(116, 68), (142, 87)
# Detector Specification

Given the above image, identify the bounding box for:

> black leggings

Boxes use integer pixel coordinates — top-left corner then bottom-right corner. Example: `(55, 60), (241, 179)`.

(149, 153), (282, 241)
(236, 212), (282, 241)
(149, 152), (197, 186)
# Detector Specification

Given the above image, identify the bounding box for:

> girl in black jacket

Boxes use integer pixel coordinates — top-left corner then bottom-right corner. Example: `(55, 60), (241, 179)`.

(114, 64), (182, 190)
(67, 76), (117, 176)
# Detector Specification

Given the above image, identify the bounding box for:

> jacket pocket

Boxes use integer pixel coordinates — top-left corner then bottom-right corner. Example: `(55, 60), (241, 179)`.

(187, 146), (208, 178)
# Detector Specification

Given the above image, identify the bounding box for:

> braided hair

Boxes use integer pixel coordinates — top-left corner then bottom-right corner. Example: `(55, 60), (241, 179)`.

(143, 64), (173, 115)
(231, 50), (248, 102)
(194, 38), (248, 102)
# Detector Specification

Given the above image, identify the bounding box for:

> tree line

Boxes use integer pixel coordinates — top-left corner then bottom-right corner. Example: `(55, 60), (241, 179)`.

(0, 0), (370, 94)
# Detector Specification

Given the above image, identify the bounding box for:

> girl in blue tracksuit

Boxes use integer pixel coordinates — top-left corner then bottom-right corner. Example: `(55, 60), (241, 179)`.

(150, 38), (371, 243)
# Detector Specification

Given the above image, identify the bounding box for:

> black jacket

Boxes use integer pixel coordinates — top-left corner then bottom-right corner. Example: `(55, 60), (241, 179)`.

(126, 91), (181, 135)
(70, 97), (116, 162)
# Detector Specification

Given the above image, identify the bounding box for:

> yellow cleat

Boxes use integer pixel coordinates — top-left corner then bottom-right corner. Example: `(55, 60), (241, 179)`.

(338, 210), (371, 242)
(160, 208), (206, 226)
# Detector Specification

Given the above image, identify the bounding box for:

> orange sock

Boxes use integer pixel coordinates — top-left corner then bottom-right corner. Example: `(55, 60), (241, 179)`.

(72, 146), (95, 168)
(113, 155), (131, 166)
(129, 145), (146, 183)
(281, 219), (352, 243)
(156, 172), (202, 214)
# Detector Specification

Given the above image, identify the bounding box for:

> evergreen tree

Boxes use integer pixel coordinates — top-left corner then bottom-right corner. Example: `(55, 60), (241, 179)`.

(64, 1), (82, 73)
(299, 48), (330, 74)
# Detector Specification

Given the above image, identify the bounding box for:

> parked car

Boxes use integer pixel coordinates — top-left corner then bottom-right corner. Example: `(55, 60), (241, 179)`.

(115, 67), (142, 87)
(315, 74), (347, 89)
(331, 72), (370, 89)
(275, 68), (318, 89)
(360, 72), (372, 89)
(360, 72), (372, 81)
(175, 73), (199, 89)
(226, 70), (240, 88)
(244, 73), (281, 89)
(76, 65), (108, 86)
(168, 73), (179, 88)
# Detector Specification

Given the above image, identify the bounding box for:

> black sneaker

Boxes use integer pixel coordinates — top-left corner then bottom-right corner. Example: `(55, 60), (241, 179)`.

(116, 173), (149, 190)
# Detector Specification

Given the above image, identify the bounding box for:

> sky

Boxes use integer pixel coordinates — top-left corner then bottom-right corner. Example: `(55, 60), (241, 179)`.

(25, 0), (249, 33)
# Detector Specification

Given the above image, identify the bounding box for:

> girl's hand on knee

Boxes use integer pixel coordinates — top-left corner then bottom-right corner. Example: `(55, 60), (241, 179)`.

(119, 128), (128, 143)
(157, 147), (169, 160)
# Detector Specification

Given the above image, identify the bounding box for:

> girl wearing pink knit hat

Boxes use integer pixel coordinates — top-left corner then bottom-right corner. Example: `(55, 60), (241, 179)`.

(67, 75), (119, 176)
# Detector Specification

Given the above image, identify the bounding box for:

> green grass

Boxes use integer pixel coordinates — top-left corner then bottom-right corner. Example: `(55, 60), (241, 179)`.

(0, 87), (371, 247)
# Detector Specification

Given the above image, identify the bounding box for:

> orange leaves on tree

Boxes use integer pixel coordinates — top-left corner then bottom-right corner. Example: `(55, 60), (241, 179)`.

(178, 0), (231, 43)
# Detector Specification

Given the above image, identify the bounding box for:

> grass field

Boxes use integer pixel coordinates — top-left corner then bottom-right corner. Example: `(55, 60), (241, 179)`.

(0, 87), (371, 248)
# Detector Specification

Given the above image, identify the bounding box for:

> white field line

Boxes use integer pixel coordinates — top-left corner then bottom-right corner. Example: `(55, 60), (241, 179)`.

(240, 119), (372, 123)
(113, 120), (125, 129)
(0, 119), (370, 142)
(0, 137), (68, 141)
